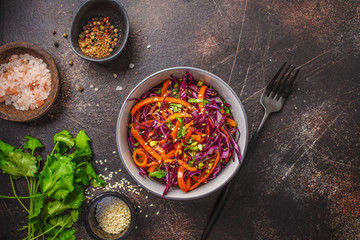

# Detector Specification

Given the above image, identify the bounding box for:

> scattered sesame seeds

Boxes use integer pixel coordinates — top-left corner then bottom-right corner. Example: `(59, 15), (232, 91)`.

(95, 87), (99, 91)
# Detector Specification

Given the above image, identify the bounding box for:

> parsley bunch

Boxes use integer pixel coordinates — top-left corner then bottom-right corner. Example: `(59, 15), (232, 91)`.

(0, 130), (105, 240)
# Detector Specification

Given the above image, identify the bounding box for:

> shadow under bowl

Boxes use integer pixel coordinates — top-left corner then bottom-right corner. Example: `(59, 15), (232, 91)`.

(0, 42), (59, 122)
(70, 0), (129, 63)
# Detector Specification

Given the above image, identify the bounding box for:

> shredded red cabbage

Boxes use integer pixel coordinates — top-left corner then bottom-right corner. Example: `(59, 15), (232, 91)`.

(128, 72), (242, 196)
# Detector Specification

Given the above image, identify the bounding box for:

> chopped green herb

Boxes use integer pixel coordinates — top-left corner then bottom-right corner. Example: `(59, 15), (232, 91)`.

(188, 98), (209, 104)
(170, 103), (182, 113)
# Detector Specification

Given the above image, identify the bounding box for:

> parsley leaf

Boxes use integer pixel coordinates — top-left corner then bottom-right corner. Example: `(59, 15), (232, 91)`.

(0, 149), (37, 179)
(0, 140), (15, 154)
(24, 135), (44, 154)
(53, 130), (75, 154)
(86, 163), (106, 187)
(39, 155), (75, 200)
(70, 130), (92, 163)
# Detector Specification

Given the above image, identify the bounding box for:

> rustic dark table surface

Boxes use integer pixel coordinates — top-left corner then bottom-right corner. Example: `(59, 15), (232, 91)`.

(0, 0), (359, 239)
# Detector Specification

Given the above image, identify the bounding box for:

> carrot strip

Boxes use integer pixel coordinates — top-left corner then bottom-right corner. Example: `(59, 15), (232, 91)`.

(184, 120), (193, 130)
(165, 112), (192, 122)
(198, 85), (208, 114)
(226, 117), (237, 127)
(190, 134), (201, 142)
(161, 79), (171, 97)
(177, 166), (190, 192)
(184, 127), (194, 144)
(133, 112), (141, 128)
(170, 121), (181, 142)
(131, 127), (162, 161)
(162, 150), (175, 161)
(147, 164), (158, 173)
(164, 159), (176, 163)
(150, 105), (165, 123)
(175, 142), (183, 157)
(154, 146), (166, 155)
(131, 97), (192, 115)
(177, 160), (197, 171)
(146, 162), (159, 167)
(133, 148), (148, 168)
(189, 152), (220, 191)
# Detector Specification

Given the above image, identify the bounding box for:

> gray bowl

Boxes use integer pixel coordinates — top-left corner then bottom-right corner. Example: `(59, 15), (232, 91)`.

(85, 192), (136, 240)
(70, 0), (129, 63)
(116, 67), (248, 200)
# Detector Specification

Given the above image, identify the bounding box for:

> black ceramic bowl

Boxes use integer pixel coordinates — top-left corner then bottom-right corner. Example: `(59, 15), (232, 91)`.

(85, 192), (136, 240)
(70, 0), (129, 63)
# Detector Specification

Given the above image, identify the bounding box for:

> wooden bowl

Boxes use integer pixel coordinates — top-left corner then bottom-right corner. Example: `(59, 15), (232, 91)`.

(0, 42), (59, 122)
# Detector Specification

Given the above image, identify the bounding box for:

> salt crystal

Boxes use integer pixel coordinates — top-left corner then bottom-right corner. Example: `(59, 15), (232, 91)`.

(147, 45), (151, 48)
(129, 63), (135, 69)
(116, 86), (123, 91)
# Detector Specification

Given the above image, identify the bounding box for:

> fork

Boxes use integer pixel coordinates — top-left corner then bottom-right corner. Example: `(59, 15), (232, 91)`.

(201, 62), (300, 240)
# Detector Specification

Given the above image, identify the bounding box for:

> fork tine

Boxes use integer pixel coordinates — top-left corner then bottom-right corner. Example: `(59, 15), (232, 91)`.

(281, 68), (300, 98)
(277, 65), (295, 97)
(266, 62), (287, 92)
(270, 64), (292, 97)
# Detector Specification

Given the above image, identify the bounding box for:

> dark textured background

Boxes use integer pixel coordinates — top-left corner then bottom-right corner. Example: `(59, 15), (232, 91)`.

(0, 0), (359, 239)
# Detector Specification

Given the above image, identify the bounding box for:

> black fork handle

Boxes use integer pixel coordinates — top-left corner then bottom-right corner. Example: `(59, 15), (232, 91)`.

(201, 110), (270, 240)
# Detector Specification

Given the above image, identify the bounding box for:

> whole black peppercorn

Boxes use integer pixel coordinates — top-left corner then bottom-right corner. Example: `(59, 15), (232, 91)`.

(54, 42), (59, 48)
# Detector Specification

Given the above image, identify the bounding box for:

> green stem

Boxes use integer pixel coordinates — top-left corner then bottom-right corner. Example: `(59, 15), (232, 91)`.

(50, 216), (71, 240)
(9, 176), (29, 213)
(76, 162), (88, 168)
(50, 142), (58, 156)
(0, 194), (43, 199)
(28, 224), (59, 240)
(25, 176), (32, 239)
(18, 225), (29, 231)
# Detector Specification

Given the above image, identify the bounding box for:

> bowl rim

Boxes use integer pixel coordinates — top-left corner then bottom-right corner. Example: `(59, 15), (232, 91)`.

(85, 191), (136, 240)
(69, 0), (130, 63)
(116, 66), (248, 200)
(0, 41), (59, 122)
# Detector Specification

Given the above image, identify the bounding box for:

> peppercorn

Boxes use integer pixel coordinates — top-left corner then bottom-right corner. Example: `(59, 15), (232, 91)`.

(78, 16), (119, 58)
(54, 42), (59, 48)
(78, 86), (84, 92)
(63, 33), (68, 38)
(52, 30), (56, 35)
(69, 61), (73, 66)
